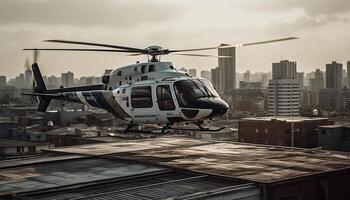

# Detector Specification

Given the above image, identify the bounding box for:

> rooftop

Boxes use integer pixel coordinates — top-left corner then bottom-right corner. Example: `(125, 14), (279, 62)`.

(45, 137), (350, 184)
(0, 139), (47, 148)
(0, 152), (255, 199)
(242, 116), (329, 123)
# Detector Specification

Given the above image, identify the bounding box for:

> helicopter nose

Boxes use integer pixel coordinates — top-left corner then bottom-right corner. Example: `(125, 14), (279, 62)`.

(209, 98), (229, 118)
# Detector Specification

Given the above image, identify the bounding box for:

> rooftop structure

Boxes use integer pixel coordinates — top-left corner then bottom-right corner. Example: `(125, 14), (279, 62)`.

(1, 137), (350, 200)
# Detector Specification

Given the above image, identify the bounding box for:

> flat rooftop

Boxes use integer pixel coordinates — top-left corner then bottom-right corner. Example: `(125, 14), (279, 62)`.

(0, 153), (256, 199)
(0, 139), (47, 148)
(45, 137), (350, 184)
(242, 116), (329, 123)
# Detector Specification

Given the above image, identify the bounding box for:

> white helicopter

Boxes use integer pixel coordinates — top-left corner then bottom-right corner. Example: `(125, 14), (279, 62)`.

(23, 37), (297, 133)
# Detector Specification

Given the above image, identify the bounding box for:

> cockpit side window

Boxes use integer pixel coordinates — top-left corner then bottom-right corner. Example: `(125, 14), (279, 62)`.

(156, 85), (175, 110)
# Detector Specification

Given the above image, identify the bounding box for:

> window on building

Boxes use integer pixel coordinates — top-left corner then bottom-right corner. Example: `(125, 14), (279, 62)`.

(131, 86), (153, 108)
(157, 85), (175, 110)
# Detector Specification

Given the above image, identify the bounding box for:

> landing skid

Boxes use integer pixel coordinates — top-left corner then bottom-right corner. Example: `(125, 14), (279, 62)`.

(122, 122), (225, 135)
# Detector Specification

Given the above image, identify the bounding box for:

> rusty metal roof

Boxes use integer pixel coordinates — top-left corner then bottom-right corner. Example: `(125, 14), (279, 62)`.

(46, 137), (350, 183)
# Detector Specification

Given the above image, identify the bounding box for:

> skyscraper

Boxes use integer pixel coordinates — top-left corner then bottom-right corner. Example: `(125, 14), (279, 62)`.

(25, 69), (32, 89)
(211, 66), (223, 93)
(272, 60), (297, 79)
(326, 61), (343, 89)
(309, 69), (324, 105)
(297, 72), (304, 90)
(200, 70), (211, 81)
(347, 61), (350, 88)
(268, 60), (300, 116)
(0, 76), (6, 88)
(218, 44), (236, 93)
(61, 71), (74, 87)
(243, 70), (250, 82)
(188, 68), (197, 77)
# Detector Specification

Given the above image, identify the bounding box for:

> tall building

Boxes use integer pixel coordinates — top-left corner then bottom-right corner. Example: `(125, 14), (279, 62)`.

(218, 44), (236, 93)
(25, 69), (32, 88)
(309, 69), (324, 105)
(61, 71), (74, 87)
(326, 61), (342, 89)
(260, 74), (269, 88)
(200, 70), (211, 81)
(296, 72), (304, 90)
(268, 60), (300, 116)
(211, 66), (223, 93)
(48, 76), (59, 89)
(243, 70), (250, 81)
(188, 68), (197, 77)
(347, 61), (350, 88)
(268, 79), (300, 116)
(0, 76), (6, 88)
(272, 60), (297, 79)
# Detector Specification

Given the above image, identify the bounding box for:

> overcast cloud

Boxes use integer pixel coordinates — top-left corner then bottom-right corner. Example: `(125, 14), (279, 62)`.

(0, 0), (349, 78)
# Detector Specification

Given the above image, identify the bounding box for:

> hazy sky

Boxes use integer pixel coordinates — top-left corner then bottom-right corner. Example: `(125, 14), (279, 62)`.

(1, 0), (350, 78)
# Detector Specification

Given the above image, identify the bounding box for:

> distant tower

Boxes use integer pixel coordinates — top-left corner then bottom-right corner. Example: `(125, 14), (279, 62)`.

(243, 70), (250, 82)
(61, 71), (74, 87)
(326, 61), (342, 89)
(200, 70), (211, 81)
(218, 44), (236, 93)
(309, 69), (324, 105)
(211, 66), (223, 93)
(347, 61), (350, 88)
(268, 60), (300, 116)
(0, 76), (6, 88)
(25, 69), (33, 88)
(188, 68), (197, 77)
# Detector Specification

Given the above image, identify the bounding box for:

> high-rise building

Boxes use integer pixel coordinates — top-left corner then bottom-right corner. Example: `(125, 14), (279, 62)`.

(243, 70), (250, 82)
(261, 74), (269, 88)
(268, 79), (300, 116)
(188, 68), (197, 77)
(211, 66), (223, 93)
(268, 60), (300, 116)
(0, 76), (6, 88)
(309, 69), (324, 105)
(218, 44), (236, 93)
(347, 61), (350, 88)
(200, 70), (211, 81)
(296, 72), (304, 90)
(25, 69), (32, 88)
(272, 60), (297, 79)
(61, 71), (74, 87)
(326, 61), (342, 89)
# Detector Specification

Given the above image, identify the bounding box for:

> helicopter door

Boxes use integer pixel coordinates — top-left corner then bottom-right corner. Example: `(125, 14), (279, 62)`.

(156, 84), (180, 123)
(130, 86), (157, 123)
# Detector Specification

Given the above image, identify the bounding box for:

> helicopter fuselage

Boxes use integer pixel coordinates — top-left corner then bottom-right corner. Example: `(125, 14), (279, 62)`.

(62, 76), (229, 124)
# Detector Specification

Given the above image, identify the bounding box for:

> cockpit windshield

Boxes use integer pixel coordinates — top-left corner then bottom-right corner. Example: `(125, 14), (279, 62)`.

(174, 79), (219, 107)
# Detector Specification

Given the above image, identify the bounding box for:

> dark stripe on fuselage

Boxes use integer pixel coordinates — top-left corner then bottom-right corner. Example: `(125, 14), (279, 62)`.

(81, 91), (100, 108)
(63, 92), (82, 104)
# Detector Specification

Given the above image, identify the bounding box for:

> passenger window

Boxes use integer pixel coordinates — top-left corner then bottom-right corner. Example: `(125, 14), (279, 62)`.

(117, 71), (122, 76)
(131, 86), (153, 108)
(149, 65), (155, 72)
(141, 65), (146, 73)
(157, 85), (175, 110)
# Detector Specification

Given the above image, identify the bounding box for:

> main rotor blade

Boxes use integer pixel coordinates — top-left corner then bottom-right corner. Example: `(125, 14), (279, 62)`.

(173, 53), (231, 58)
(44, 40), (146, 53)
(168, 46), (218, 53)
(128, 53), (144, 56)
(220, 37), (298, 49)
(23, 48), (137, 53)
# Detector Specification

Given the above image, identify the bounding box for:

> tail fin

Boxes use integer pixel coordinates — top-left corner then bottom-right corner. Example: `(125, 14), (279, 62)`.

(32, 63), (51, 112)
(32, 63), (47, 93)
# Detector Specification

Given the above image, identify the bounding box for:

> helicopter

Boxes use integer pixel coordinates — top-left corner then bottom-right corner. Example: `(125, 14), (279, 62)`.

(23, 37), (297, 133)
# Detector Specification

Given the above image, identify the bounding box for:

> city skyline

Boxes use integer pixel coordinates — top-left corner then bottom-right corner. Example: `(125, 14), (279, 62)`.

(0, 0), (350, 78)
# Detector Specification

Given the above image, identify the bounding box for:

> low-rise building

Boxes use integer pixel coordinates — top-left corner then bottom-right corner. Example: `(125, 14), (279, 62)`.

(318, 124), (350, 151)
(238, 116), (333, 148)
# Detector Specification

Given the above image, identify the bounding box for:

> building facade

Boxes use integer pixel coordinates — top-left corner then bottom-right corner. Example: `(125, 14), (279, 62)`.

(218, 44), (236, 93)
(61, 71), (74, 87)
(326, 61), (343, 89)
(268, 79), (300, 116)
